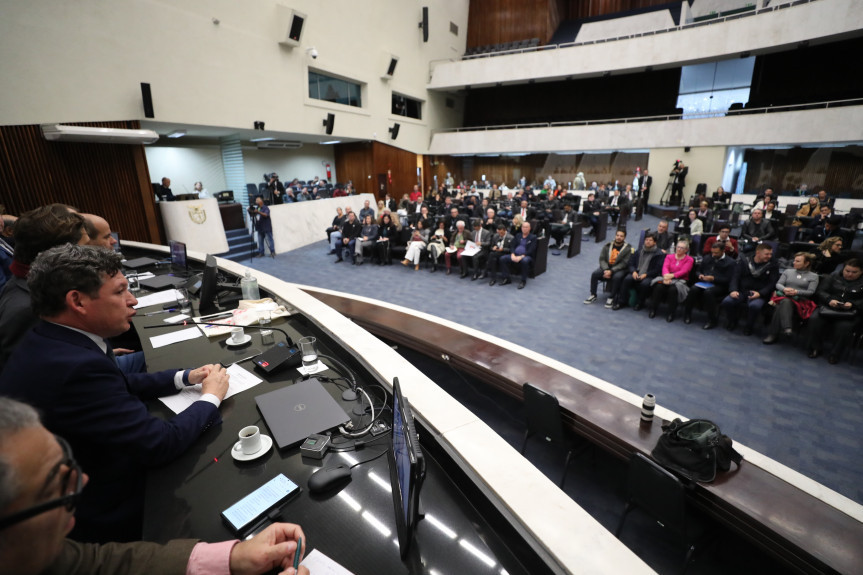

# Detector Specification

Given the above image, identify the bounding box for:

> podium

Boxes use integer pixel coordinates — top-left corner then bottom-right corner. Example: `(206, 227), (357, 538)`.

(159, 198), (229, 254)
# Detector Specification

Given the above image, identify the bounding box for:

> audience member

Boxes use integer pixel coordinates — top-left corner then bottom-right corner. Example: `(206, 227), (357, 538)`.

(0, 244), (231, 543)
(326, 207), (346, 246)
(655, 219), (673, 253)
(444, 220), (468, 276)
(648, 239), (694, 322)
(359, 199), (375, 221)
(464, 220), (493, 280)
(0, 205), (89, 370)
(618, 232), (663, 311)
(605, 189), (629, 225)
(584, 229), (633, 306)
(0, 397), (308, 575)
(498, 221), (537, 289)
(793, 196), (821, 226)
(335, 211), (362, 264)
(810, 215), (843, 245)
(375, 213), (397, 265)
(806, 259), (863, 364)
(266, 173), (285, 204)
(581, 192), (603, 237)
(251, 196), (275, 258)
(702, 224), (738, 258)
(739, 208), (775, 252)
(486, 224), (513, 286)
(712, 186), (731, 204)
(401, 219), (429, 271)
(686, 209), (703, 238)
(427, 222), (448, 272)
(683, 241), (734, 329)
(550, 203), (577, 249)
(720, 243), (778, 335)
(813, 236), (845, 275)
(669, 161), (687, 206)
(816, 188), (834, 209)
(353, 214), (378, 266)
(763, 252), (819, 344)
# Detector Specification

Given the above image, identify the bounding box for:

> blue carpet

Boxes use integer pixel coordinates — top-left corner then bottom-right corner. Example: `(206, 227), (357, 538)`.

(245, 214), (863, 506)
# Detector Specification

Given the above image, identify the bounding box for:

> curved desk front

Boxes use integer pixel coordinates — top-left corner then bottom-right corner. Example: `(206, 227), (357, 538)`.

(128, 241), (651, 575)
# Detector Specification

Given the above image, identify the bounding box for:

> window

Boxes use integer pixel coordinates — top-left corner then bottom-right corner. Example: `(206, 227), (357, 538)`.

(392, 93), (422, 120)
(308, 71), (362, 108)
(676, 57), (755, 118)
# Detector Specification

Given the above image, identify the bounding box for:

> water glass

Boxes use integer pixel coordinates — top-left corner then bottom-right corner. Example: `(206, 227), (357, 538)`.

(258, 310), (274, 345)
(176, 288), (192, 314)
(298, 336), (318, 369)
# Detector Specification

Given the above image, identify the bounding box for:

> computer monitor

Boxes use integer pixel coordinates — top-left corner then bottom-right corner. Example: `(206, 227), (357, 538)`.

(387, 377), (425, 559)
(198, 254), (219, 315)
(110, 232), (122, 253)
(169, 240), (187, 272)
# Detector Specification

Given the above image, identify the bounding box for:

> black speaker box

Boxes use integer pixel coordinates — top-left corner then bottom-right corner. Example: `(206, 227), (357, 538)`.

(141, 83), (154, 118)
(390, 123), (400, 140)
(420, 7), (428, 42)
(323, 113), (335, 135)
(288, 13), (305, 42)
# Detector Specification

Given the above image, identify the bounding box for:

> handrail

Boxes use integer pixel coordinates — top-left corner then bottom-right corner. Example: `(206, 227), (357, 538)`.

(433, 97), (863, 135)
(461, 0), (818, 61)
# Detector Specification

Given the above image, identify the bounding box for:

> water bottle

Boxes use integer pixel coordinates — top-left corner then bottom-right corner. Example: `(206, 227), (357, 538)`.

(241, 270), (260, 300)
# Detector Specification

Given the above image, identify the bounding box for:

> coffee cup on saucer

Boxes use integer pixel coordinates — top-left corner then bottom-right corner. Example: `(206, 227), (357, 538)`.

(237, 425), (262, 455)
(230, 327), (245, 344)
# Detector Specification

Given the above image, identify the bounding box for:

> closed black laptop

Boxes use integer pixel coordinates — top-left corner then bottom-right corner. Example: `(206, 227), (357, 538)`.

(255, 378), (350, 449)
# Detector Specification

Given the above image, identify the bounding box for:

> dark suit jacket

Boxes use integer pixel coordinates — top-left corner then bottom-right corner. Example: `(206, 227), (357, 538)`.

(157, 185), (175, 202)
(507, 233), (538, 260)
(45, 538), (197, 575)
(0, 321), (221, 542)
(0, 275), (36, 370)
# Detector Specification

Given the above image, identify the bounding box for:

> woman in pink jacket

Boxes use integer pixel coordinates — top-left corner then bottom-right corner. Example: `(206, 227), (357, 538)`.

(648, 239), (694, 322)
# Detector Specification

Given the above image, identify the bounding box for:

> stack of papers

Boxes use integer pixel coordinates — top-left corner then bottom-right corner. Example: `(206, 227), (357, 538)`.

(158, 364), (264, 414)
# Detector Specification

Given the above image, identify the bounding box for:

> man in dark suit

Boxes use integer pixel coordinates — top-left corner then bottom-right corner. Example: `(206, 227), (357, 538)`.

(266, 173), (285, 204)
(463, 220), (493, 280)
(444, 206), (465, 235)
(514, 200), (535, 222)
(0, 244), (230, 543)
(581, 192), (603, 236)
(0, 397), (309, 575)
(638, 169), (652, 200)
(550, 203), (578, 248)
(486, 224), (513, 286)
(498, 221), (538, 289)
(156, 177), (175, 202)
(604, 189), (630, 225)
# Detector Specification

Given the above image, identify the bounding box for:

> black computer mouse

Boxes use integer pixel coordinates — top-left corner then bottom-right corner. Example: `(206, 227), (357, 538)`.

(308, 464), (352, 493)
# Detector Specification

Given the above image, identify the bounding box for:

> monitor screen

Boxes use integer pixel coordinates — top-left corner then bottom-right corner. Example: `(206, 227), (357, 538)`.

(169, 240), (187, 272)
(387, 377), (425, 559)
(110, 232), (121, 253)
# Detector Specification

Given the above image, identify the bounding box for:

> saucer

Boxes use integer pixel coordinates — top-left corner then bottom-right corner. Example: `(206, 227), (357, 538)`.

(226, 334), (252, 347)
(231, 434), (273, 461)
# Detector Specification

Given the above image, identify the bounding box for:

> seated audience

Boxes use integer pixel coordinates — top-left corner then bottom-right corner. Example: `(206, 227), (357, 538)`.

(0, 397), (309, 575)
(497, 221), (538, 289)
(618, 232), (663, 311)
(584, 229), (633, 306)
(763, 252), (819, 344)
(375, 213), (397, 265)
(325, 207), (346, 247)
(816, 188), (834, 209)
(353, 214), (378, 265)
(720, 243), (778, 335)
(703, 224), (739, 258)
(463, 219), (493, 280)
(648, 240), (694, 322)
(486, 224), (513, 286)
(359, 199), (375, 221)
(806, 258), (863, 364)
(334, 211), (361, 263)
(550, 203), (577, 249)
(655, 219), (673, 253)
(813, 236), (845, 275)
(793, 196), (821, 226)
(605, 189), (629, 225)
(401, 219), (429, 271)
(683, 241), (735, 329)
(427, 222), (448, 272)
(712, 186), (731, 205)
(0, 205), (89, 370)
(739, 209), (775, 252)
(444, 220), (469, 276)
(581, 192), (603, 236)
(810, 215), (844, 245)
(0, 244), (231, 543)
(687, 209), (704, 237)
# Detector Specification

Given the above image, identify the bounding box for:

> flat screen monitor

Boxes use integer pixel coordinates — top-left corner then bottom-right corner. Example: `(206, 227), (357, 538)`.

(387, 377), (425, 559)
(169, 240), (187, 272)
(198, 254), (219, 315)
(110, 232), (121, 253)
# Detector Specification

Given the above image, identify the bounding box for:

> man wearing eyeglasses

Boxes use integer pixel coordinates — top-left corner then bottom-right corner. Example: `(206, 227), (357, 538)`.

(0, 398), (308, 575)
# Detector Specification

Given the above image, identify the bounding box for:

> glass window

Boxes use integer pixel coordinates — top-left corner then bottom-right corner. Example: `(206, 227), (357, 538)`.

(308, 71), (362, 108)
(677, 57), (754, 118)
(392, 93), (422, 120)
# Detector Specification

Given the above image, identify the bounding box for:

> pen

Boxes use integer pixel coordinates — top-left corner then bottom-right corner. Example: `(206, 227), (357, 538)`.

(294, 537), (302, 571)
(145, 309), (176, 316)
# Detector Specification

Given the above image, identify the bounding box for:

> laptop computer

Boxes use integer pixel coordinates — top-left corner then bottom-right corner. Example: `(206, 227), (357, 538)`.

(139, 274), (186, 290)
(255, 378), (351, 449)
(123, 256), (160, 269)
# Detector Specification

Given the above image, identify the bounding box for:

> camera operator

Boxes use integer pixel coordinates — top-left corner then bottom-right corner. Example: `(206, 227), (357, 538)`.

(669, 160), (687, 207)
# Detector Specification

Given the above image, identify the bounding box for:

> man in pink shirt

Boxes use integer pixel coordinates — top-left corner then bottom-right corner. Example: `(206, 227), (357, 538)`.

(0, 398), (308, 575)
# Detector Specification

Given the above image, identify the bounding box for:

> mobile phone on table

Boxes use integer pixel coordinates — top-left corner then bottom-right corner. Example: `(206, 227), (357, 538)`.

(221, 474), (301, 537)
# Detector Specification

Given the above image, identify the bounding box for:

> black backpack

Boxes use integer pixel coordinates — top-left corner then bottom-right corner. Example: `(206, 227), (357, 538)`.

(651, 418), (743, 483)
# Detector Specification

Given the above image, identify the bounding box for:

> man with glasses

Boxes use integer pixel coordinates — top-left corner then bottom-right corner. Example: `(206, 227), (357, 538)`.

(0, 398), (308, 575)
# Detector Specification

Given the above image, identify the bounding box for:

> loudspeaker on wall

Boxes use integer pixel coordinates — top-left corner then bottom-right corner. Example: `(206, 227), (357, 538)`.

(141, 83), (154, 118)
(323, 113), (335, 135)
(389, 123), (400, 140)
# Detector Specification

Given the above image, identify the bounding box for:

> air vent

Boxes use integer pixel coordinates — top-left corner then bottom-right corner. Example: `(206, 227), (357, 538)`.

(256, 140), (303, 149)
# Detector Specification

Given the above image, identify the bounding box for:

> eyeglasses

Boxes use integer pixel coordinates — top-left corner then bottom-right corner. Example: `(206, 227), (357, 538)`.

(0, 436), (84, 532)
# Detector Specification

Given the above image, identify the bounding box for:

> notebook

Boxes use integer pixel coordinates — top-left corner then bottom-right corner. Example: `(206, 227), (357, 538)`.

(255, 379), (351, 449)
(139, 274), (186, 290)
(123, 256), (159, 269)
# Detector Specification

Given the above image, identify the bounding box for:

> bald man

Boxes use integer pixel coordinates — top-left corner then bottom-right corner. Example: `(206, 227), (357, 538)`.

(82, 214), (118, 250)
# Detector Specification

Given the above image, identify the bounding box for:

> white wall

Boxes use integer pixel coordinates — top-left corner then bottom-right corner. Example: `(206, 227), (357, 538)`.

(0, 0), (469, 155)
(243, 145), (337, 187)
(429, 0), (861, 89)
(144, 146), (227, 193)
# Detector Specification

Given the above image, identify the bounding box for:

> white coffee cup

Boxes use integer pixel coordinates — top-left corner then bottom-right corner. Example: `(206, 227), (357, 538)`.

(230, 326), (245, 343)
(237, 425), (262, 455)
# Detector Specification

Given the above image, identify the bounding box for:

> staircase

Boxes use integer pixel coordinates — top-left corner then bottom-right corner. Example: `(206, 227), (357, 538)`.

(216, 228), (257, 262)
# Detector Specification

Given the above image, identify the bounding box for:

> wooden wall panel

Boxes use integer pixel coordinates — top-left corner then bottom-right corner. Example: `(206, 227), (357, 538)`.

(334, 142), (375, 197)
(0, 122), (161, 243)
(568, 0), (672, 20)
(743, 147), (863, 198)
(371, 142), (419, 203)
(334, 142), (419, 203)
(467, 0), (558, 48)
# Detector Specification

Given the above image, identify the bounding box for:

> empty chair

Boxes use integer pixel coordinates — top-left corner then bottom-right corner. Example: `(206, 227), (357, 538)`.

(616, 453), (706, 573)
(520, 382), (574, 487)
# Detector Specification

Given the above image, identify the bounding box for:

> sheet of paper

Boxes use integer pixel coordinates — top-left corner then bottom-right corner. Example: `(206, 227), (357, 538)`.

(150, 326), (202, 349)
(296, 360), (327, 376)
(300, 549), (354, 575)
(134, 289), (181, 309)
(164, 314), (190, 324)
(462, 240), (480, 257)
(158, 364), (263, 414)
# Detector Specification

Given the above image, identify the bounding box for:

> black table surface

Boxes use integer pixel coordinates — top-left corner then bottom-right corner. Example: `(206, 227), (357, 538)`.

(132, 288), (537, 575)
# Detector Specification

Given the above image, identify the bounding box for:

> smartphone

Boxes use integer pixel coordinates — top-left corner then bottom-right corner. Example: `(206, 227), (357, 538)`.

(221, 474), (301, 536)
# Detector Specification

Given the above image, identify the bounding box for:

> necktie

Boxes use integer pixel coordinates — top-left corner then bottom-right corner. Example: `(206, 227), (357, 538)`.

(104, 341), (119, 367)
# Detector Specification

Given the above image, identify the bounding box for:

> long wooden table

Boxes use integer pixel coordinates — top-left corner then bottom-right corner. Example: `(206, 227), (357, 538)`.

(304, 290), (863, 575)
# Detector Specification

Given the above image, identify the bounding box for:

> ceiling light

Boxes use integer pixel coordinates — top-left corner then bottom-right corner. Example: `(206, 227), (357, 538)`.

(167, 130), (186, 138)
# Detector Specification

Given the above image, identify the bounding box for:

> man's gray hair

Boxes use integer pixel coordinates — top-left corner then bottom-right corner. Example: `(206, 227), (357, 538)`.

(0, 398), (41, 513)
(28, 243), (124, 318)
